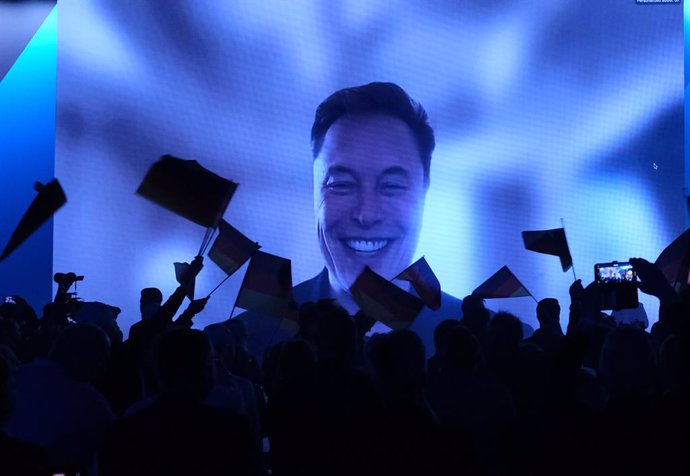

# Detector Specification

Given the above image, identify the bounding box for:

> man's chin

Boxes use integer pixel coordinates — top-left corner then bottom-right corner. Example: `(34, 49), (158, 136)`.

(330, 262), (405, 292)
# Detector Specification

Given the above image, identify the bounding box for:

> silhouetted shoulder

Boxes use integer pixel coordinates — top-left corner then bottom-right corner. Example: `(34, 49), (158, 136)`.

(102, 395), (257, 476)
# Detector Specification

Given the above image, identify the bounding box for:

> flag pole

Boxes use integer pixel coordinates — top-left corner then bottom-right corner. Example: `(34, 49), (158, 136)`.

(560, 218), (577, 281)
(201, 227), (217, 256)
(198, 227), (213, 257)
(207, 273), (231, 298)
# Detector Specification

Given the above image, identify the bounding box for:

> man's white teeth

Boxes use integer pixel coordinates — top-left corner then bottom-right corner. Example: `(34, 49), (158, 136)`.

(346, 239), (388, 252)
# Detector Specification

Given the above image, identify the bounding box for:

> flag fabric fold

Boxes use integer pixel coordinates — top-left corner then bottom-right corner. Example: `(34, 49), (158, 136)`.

(208, 220), (260, 277)
(1, 179), (66, 262)
(395, 257), (442, 310)
(522, 227), (573, 272)
(654, 228), (690, 293)
(136, 154), (237, 228)
(472, 265), (532, 299)
(350, 266), (424, 330)
(174, 262), (196, 301)
(235, 251), (293, 318)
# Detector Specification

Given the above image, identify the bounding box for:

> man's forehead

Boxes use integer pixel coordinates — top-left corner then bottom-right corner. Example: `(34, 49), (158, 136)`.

(317, 114), (423, 174)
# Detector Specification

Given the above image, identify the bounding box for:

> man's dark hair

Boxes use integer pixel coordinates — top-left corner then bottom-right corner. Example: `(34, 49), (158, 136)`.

(141, 287), (163, 305)
(311, 82), (435, 184)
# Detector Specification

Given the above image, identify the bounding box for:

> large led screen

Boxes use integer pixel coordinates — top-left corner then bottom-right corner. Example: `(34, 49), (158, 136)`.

(55, 0), (684, 337)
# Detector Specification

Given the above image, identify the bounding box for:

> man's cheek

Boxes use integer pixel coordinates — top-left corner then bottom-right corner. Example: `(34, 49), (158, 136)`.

(320, 197), (351, 227)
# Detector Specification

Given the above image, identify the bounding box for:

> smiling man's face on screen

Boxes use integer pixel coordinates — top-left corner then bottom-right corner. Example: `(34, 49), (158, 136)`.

(313, 113), (428, 291)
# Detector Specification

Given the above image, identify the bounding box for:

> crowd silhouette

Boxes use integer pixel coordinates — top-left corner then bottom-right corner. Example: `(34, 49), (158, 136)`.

(0, 256), (689, 475)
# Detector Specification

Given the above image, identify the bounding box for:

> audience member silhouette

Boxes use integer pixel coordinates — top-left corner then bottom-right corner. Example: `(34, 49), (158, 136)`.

(5, 323), (114, 475)
(100, 328), (259, 476)
(460, 294), (491, 350)
(0, 349), (51, 476)
(525, 297), (565, 357)
(203, 323), (262, 445)
(139, 287), (163, 321)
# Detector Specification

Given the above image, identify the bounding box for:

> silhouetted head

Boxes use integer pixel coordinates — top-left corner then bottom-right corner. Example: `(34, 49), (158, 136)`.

(368, 329), (426, 403)
(154, 328), (214, 401)
(140, 287), (163, 320)
(74, 301), (123, 344)
(461, 295), (490, 339)
(488, 312), (523, 351)
(536, 298), (560, 328)
(444, 325), (481, 371)
(461, 295), (486, 315)
(313, 301), (356, 366)
(0, 296), (38, 333)
(432, 319), (460, 356)
(49, 323), (111, 382)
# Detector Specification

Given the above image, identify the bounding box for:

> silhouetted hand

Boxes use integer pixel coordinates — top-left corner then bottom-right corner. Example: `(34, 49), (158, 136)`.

(580, 281), (601, 317)
(186, 297), (208, 316)
(177, 256), (204, 289)
(189, 255), (204, 276)
(569, 279), (584, 303)
(629, 257), (676, 301)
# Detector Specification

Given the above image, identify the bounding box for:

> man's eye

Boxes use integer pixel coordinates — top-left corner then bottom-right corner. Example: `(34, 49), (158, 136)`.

(380, 183), (407, 195)
(325, 181), (356, 194)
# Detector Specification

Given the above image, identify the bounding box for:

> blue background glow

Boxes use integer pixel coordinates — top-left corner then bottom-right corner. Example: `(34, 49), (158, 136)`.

(0, 5), (57, 312)
(52, 0), (684, 334)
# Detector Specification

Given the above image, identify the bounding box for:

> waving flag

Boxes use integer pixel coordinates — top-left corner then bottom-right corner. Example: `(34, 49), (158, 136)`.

(136, 154), (237, 228)
(654, 228), (690, 293)
(235, 251), (292, 318)
(174, 262), (196, 301)
(522, 227), (573, 272)
(208, 220), (260, 276)
(395, 257), (441, 310)
(350, 266), (424, 329)
(473, 266), (532, 299)
(1, 179), (66, 262)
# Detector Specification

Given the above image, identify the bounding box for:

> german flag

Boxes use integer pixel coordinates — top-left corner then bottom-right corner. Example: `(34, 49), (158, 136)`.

(472, 266), (532, 299)
(208, 220), (260, 277)
(234, 251), (292, 318)
(350, 266), (424, 329)
(522, 228), (573, 272)
(395, 257), (441, 310)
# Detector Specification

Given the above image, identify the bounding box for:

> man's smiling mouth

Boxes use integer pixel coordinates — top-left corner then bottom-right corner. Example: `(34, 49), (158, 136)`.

(344, 239), (390, 253)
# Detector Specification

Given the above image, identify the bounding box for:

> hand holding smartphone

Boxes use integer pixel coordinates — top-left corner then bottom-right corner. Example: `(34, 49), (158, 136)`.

(594, 261), (639, 310)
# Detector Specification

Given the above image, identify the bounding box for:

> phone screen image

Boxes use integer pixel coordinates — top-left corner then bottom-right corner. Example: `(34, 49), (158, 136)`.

(595, 263), (636, 284)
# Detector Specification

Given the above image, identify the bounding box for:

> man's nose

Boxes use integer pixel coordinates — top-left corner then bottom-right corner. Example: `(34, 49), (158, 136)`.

(352, 189), (383, 228)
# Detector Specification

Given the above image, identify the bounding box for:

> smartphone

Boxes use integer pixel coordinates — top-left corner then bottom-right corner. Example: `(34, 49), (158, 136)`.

(594, 261), (638, 310)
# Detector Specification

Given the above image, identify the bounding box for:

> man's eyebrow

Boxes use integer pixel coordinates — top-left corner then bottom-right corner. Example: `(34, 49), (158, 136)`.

(326, 165), (358, 177)
(379, 166), (410, 179)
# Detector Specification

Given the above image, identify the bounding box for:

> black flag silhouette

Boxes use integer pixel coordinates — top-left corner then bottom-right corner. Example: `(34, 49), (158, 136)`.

(1, 179), (66, 262)
(522, 227), (573, 272)
(136, 154), (237, 228)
